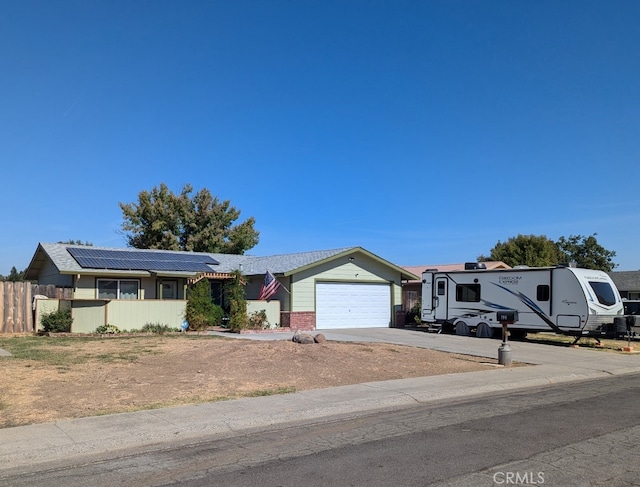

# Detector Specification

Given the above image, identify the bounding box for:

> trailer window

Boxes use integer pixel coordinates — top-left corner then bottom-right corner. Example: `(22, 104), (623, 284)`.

(588, 281), (616, 306)
(537, 285), (550, 301)
(456, 284), (480, 302)
(437, 281), (446, 296)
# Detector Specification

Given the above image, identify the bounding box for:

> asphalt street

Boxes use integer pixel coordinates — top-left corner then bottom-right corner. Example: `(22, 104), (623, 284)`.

(5, 373), (640, 486)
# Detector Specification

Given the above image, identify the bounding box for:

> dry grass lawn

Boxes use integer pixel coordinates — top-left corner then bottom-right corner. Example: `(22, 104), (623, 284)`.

(0, 333), (504, 428)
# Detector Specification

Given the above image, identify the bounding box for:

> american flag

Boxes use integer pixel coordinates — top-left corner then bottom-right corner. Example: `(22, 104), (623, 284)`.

(258, 271), (281, 300)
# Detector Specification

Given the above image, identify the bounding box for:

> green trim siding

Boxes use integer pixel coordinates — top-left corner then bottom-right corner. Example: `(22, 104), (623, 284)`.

(291, 254), (401, 313)
(74, 275), (96, 299)
(74, 275), (189, 300)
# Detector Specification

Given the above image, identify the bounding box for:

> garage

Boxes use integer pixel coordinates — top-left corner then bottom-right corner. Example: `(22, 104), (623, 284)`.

(315, 282), (391, 329)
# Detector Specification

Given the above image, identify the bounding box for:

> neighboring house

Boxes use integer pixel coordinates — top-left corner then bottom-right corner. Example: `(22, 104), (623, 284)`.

(400, 262), (511, 313)
(24, 243), (418, 333)
(608, 271), (640, 300)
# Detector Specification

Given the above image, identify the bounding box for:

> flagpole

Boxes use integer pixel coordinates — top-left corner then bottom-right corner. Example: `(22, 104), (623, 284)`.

(270, 271), (290, 294)
(279, 283), (291, 294)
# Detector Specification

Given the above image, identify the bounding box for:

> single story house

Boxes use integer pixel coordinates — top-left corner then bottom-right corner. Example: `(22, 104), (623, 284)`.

(608, 271), (640, 300)
(25, 243), (418, 333)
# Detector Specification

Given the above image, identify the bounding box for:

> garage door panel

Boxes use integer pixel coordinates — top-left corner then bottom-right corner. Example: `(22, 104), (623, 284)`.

(316, 283), (391, 329)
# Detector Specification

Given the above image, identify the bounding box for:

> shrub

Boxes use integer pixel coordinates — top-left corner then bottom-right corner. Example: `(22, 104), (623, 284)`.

(141, 323), (179, 334)
(405, 300), (422, 326)
(41, 309), (73, 333)
(247, 310), (269, 330)
(95, 324), (120, 334)
(226, 270), (248, 331)
(186, 279), (224, 330)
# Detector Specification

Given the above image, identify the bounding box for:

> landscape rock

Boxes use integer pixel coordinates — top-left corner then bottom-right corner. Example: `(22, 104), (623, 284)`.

(292, 333), (316, 344)
(314, 333), (326, 343)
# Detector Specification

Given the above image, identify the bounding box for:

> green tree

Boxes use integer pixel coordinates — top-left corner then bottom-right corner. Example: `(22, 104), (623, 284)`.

(7, 267), (24, 282)
(1, 267), (25, 282)
(119, 183), (259, 254)
(479, 234), (561, 268)
(556, 234), (617, 271)
(226, 270), (248, 331)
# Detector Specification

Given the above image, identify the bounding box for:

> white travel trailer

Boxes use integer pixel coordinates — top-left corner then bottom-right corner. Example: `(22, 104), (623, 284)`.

(421, 264), (624, 339)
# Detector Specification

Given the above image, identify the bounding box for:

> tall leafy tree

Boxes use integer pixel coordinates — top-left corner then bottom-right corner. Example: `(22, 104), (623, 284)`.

(480, 233), (617, 271)
(556, 234), (617, 271)
(479, 234), (561, 268)
(119, 183), (259, 254)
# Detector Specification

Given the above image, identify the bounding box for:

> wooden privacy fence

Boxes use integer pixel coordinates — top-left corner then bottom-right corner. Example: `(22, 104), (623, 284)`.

(1, 283), (72, 333)
(1, 281), (32, 333)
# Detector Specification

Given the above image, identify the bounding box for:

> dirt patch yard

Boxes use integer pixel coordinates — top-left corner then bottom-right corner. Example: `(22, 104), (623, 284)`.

(0, 333), (503, 429)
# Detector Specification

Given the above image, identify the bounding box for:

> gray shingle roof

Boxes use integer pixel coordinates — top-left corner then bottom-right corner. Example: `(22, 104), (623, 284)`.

(27, 243), (361, 278)
(609, 271), (640, 292)
(216, 248), (354, 275)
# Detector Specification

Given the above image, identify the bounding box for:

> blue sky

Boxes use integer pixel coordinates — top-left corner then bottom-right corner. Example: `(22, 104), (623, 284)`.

(2, 0), (640, 275)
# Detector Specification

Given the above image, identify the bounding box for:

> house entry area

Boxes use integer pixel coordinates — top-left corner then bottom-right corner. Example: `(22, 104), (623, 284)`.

(315, 282), (391, 329)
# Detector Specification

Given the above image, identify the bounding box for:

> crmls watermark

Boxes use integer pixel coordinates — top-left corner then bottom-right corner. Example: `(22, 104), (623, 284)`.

(493, 471), (545, 485)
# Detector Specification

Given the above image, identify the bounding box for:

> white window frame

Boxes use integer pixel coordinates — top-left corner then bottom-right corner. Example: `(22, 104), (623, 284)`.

(97, 279), (140, 300)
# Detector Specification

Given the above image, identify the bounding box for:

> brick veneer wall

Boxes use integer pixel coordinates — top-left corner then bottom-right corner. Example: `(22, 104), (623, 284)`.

(281, 311), (316, 331)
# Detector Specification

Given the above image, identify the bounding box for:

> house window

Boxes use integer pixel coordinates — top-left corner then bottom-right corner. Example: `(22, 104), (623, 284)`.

(456, 284), (480, 302)
(97, 279), (140, 300)
(161, 281), (178, 300)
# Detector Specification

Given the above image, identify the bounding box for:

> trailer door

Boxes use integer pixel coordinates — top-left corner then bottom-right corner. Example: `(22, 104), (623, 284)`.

(421, 272), (434, 321)
(422, 275), (433, 312)
(434, 277), (448, 321)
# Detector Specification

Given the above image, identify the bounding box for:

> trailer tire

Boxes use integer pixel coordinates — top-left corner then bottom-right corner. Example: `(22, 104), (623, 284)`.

(476, 322), (492, 338)
(455, 321), (470, 336)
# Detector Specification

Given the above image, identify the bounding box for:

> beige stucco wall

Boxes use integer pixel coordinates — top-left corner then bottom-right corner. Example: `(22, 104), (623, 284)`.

(33, 298), (61, 331)
(104, 300), (186, 331)
(69, 299), (187, 333)
(246, 300), (281, 327)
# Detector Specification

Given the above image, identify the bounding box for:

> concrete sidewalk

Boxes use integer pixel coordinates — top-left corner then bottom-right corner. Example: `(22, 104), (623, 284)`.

(2, 328), (640, 473)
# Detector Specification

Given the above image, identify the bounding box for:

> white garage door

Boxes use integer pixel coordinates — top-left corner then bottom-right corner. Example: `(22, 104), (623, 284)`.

(316, 282), (391, 329)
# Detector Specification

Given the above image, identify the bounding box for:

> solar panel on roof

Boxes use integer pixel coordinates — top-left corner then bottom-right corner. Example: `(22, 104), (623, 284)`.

(67, 247), (218, 272)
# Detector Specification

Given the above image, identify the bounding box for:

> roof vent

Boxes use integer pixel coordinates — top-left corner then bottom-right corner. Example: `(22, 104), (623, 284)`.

(464, 262), (487, 270)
